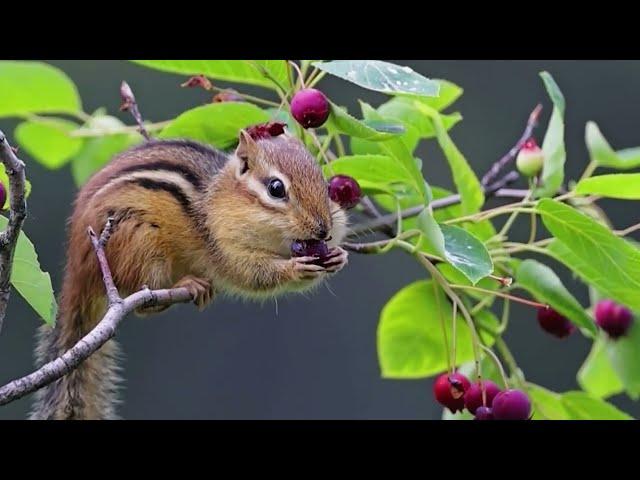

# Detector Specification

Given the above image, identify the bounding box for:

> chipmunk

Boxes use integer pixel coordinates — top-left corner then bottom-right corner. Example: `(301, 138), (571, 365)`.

(30, 129), (349, 420)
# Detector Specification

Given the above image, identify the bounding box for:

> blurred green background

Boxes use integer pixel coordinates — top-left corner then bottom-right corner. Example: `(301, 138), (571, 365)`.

(1, 60), (639, 419)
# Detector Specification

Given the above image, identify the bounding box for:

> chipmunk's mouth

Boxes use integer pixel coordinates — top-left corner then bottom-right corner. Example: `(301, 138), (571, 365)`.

(290, 239), (330, 265)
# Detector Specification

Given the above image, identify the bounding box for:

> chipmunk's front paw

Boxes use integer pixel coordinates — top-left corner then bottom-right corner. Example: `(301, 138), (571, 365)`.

(322, 247), (349, 274)
(290, 256), (326, 281)
(173, 275), (214, 311)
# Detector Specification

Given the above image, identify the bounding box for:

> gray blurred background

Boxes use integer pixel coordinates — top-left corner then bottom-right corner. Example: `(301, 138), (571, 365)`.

(0, 60), (639, 419)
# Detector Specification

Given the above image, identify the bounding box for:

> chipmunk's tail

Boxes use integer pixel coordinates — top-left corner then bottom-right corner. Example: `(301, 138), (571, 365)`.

(29, 285), (121, 420)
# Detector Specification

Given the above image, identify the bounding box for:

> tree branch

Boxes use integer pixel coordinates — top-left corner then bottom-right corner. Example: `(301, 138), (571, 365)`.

(349, 172), (524, 237)
(0, 220), (193, 406)
(0, 131), (27, 335)
(480, 104), (542, 187)
(346, 104), (543, 239)
(120, 81), (150, 141)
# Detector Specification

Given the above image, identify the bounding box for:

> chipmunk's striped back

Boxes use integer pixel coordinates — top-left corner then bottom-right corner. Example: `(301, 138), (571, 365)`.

(31, 140), (229, 420)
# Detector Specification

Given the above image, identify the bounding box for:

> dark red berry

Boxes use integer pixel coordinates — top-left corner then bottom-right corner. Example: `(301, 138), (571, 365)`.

(245, 121), (287, 140)
(474, 406), (494, 420)
(492, 389), (531, 420)
(291, 239), (330, 266)
(595, 299), (634, 339)
(0, 182), (6, 209)
(464, 380), (502, 414)
(537, 307), (576, 338)
(433, 372), (471, 414)
(290, 88), (330, 129)
(328, 175), (362, 209)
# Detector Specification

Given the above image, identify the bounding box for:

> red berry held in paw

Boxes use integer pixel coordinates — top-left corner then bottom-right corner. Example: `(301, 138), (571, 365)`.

(537, 307), (576, 338)
(291, 239), (330, 266)
(516, 138), (544, 177)
(433, 372), (471, 414)
(291, 88), (330, 129)
(474, 406), (494, 420)
(328, 175), (362, 209)
(492, 389), (532, 420)
(464, 380), (502, 414)
(595, 299), (634, 339)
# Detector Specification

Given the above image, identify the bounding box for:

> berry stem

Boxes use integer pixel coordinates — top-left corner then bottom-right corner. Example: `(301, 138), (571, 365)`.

(307, 71), (327, 88)
(449, 284), (548, 310)
(432, 280), (452, 375)
(287, 60), (307, 89)
(495, 337), (526, 389)
(496, 189), (534, 239)
(413, 252), (483, 386)
(451, 301), (458, 374)
(499, 298), (511, 334)
(480, 344), (510, 390)
(578, 160), (598, 182)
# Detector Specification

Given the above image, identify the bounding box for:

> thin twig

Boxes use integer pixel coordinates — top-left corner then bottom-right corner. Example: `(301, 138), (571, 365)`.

(0, 221), (193, 406)
(349, 172), (524, 236)
(120, 81), (150, 141)
(480, 104), (543, 187)
(0, 131), (27, 335)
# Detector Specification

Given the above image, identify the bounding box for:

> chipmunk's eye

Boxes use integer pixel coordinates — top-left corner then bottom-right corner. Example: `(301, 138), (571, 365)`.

(267, 178), (287, 199)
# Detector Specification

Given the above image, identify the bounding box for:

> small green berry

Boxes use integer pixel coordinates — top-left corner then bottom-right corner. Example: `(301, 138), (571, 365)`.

(516, 138), (544, 177)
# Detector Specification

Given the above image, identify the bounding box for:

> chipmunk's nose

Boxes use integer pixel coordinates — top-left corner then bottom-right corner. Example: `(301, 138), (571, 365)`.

(314, 222), (329, 240)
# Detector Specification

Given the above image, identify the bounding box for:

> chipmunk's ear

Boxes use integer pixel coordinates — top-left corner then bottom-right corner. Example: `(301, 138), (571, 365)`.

(236, 129), (259, 174)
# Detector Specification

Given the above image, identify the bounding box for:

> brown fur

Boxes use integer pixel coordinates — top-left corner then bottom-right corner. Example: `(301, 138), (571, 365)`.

(31, 134), (347, 420)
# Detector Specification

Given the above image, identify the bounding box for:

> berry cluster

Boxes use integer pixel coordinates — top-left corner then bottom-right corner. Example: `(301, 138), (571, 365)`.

(433, 372), (531, 420)
(536, 300), (633, 340)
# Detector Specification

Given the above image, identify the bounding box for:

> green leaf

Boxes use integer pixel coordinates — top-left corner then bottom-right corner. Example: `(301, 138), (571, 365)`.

(378, 96), (462, 139)
(354, 102), (428, 203)
(378, 280), (498, 378)
(585, 122), (640, 170)
(439, 225), (493, 285)
(373, 186), (496, 242)
(70, 115), (141, 186)
(15, 118), (83, 169)
(418, 80), (463, 111)
(131, 60), (288, 90)
(416, 210), (446, 258)
(414, 103), (484, 214)
(560, 391), (632, 420)
(0, 61), (82, 118)
(516, 259), (596, 336)
(527, 384), (570, 420)
(616, 147), (640, 167)
(575, 173), (640, 199)
(0, 166), (32, 210)
(578, 336), (624, 399)
(536, 72), (566, 197)
(159, 102), (269, 149)
(604, 321), (640, 400)
(539, 199), (640, 310)
(326, 102), (403, 141)
(313, 60), (439, 97)
(0, 217), (57, 324)
(325, 155), (419, 197)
